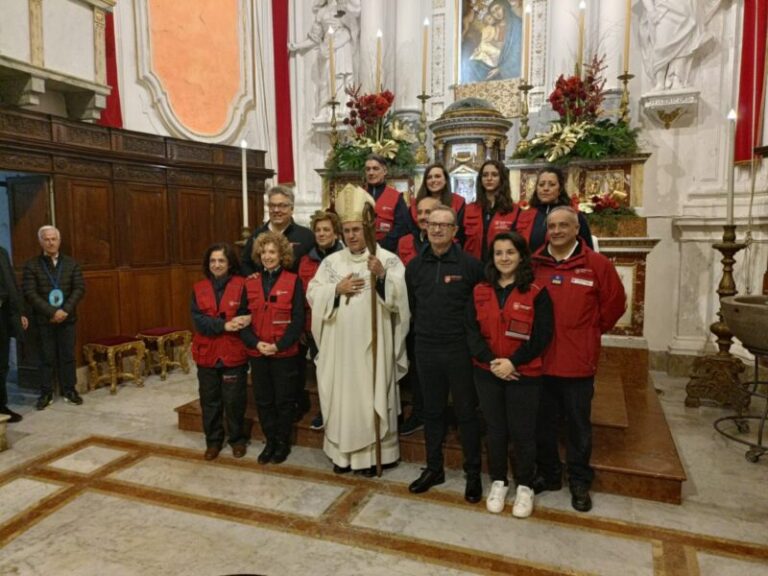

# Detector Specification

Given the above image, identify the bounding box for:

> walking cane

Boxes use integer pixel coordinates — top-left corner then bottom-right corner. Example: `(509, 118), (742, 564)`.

(362, 203), (383, 477)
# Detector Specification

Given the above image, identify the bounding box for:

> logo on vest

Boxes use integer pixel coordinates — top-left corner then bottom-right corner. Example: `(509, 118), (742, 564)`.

(444, 275), (463, 284)
(512, 302), (531, 311)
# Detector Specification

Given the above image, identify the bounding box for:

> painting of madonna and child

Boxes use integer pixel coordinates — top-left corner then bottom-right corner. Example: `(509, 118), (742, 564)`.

(460, 0), (523, 84)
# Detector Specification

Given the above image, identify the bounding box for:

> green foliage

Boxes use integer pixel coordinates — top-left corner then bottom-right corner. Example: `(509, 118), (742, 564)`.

(513, 119), (640, 164)
(585, 209), (637, 235)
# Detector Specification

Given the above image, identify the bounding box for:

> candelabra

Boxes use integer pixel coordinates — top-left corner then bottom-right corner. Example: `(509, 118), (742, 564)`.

(325, 98), (339, 167)
(686, 225), (750, 410)
(618, 72), (634, 123)
(414, 93), (431, 165)
(514, 82), (533, 155)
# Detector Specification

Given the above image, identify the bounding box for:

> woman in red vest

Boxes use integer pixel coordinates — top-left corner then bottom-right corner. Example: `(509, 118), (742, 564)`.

(191, 243), (251, 461)
(528, 166), (594, 253)
(463, 160), (535, 261)
(467, 232), (553, 518)
(244, 232), (305, 465)
(409, 163), (466, 244)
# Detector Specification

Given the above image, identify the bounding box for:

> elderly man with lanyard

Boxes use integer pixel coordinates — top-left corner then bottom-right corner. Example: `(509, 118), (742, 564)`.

(531, 206), (626, 512)
(405, 205), (485, 503)
(364, 154), (411, 253)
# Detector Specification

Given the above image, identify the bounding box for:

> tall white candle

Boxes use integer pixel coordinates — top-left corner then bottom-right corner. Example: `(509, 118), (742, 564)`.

(240, 139), (249, 229)
(577, 1), (586, 75)
(623, 0), (631, 73)
(328, 26), (336, 99)
(421, 19), (429, 94)
(523, 3), (532, 82)
(726, 109), (737, 225)
(376, 29), (383, 92)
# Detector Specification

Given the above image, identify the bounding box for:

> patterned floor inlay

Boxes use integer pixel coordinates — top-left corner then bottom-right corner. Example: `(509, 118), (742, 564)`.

(0, 435), (767, 576)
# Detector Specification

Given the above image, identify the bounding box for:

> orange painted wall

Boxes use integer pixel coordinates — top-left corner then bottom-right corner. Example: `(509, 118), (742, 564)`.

(149, 0), (241, 136)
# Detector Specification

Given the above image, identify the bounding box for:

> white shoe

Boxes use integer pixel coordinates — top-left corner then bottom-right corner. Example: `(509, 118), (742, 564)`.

(512, 485), (534, 518)
(486, 480), (509, 513)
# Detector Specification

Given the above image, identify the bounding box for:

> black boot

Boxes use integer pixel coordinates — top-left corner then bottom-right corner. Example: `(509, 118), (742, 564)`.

(271, 440), (291, 464)
(258, 440), (277, 464)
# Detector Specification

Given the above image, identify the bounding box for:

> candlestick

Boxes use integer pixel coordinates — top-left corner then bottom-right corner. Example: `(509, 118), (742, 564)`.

(328, 26), (336, 99)
(415, 92), (431, 165)
(618, 72), (633, 123)
(577, 0), (586, 76)
(523, 3), (531, 82)
(515, 82), (533, 154)
(240, 139), (249, 229)
(726, 109), (737, 225)
(421, 19), (429, 95)
(376, 29), (382, 92)
(623, 0), (631, 73)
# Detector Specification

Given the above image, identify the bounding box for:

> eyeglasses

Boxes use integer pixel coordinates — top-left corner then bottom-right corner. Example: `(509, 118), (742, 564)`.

(427, 222), (456, 230)
(268, 203), (293, 211)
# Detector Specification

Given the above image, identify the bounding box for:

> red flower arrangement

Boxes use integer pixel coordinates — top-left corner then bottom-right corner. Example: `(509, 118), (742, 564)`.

(548, 55), (606, 124)
(342, 85), (395, 139)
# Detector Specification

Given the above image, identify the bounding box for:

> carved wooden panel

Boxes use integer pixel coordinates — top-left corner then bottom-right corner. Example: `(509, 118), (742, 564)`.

(8, 175), (51, 268)
(0, 150), (52, 173)
(120, 183), (169, 267)
(111, 131), (166, 158)
(78, 271), (121, 341)
(118, 268), (174, 334)
(55, 176), (114, 269)
(113, 163), (166, 184)
(0, 111), (51, 140)
(52, 120), (111, 150)
(175, 187), (215, 264)
(167, 141), (213, 164)
(170, 265), (202, 330)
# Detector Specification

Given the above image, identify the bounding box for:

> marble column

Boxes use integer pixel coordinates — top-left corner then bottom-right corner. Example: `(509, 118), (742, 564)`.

(394, 0), (422, 111)
(547, 0), (579, 78)
(597, 0), (625, 89)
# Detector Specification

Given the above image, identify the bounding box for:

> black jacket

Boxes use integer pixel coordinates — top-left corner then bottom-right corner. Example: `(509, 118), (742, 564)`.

(405, 243), (484, 346)
(0, 247), (25, 339)
(22, 253), (85, 325)
(241, 220), (315, 276)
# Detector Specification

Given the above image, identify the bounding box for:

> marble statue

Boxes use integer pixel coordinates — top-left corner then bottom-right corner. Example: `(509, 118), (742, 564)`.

(638, 0), (719, 91)
(288, 0), (361, 122)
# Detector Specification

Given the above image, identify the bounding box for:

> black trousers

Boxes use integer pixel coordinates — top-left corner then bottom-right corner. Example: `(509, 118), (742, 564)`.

(0, 307), (10, 407)
(416, 340), (481, 474)
(250, 356), (297, 444)
(403, 330), (423, 419)
(38, 322), (76, 395)
(198, 364), (248, 448)
(536, 375), (595, 489)
(474, 367), (540, 487)
(296, 343), (310, 413)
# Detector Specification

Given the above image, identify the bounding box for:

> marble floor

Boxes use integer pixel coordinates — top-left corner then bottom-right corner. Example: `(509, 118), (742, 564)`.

(1, 370), (767, 576)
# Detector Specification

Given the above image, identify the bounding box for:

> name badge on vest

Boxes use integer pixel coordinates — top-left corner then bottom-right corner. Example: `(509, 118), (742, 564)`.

(551, 274), (563, 285)
(378, 222), (392, 232)
(48, 288), (64, 307)
(505, 319), (531, 340)
(571, 277), (594, 287)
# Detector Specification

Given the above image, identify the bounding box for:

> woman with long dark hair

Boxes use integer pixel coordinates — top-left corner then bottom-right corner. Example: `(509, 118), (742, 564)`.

(528, 166), (593, 253)
(464, 159), (535, 262)
(410, 163), (466, 243)
(466, 232), (553, 518)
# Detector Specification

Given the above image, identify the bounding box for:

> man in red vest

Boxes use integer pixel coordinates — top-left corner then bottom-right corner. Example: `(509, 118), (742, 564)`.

(364, 155), (411, 253)
(531, 207), (626, 513)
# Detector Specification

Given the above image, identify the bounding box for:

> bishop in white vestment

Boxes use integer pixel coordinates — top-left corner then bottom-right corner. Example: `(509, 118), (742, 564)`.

(307, 185), (410, 473)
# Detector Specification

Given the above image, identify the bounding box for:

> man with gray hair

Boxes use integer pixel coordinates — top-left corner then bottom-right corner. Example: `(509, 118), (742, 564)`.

(531, 206), (626, 512)
(23, 226), (85, 410)
(241, 186), (314, 276)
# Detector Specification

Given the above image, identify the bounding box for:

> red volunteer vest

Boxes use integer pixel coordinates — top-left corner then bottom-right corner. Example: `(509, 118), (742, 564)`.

(397, 234), (419, 266)
(192, 277), (248, 368)
(245, 271), (300, 358)
(298, 255), (321, 332)
(375, 186), (401, 241)
(472, 281), (543, 376)
(463, 203), (536, 259)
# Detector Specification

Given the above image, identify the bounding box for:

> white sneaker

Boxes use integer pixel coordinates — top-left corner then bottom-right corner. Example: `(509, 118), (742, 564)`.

(486, 480), (509, 513)
(512, 485), (534, 518)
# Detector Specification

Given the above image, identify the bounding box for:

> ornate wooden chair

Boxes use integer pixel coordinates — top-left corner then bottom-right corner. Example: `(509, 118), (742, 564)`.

(83, 336), (146, 394)
(136, 327), (192, 380)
